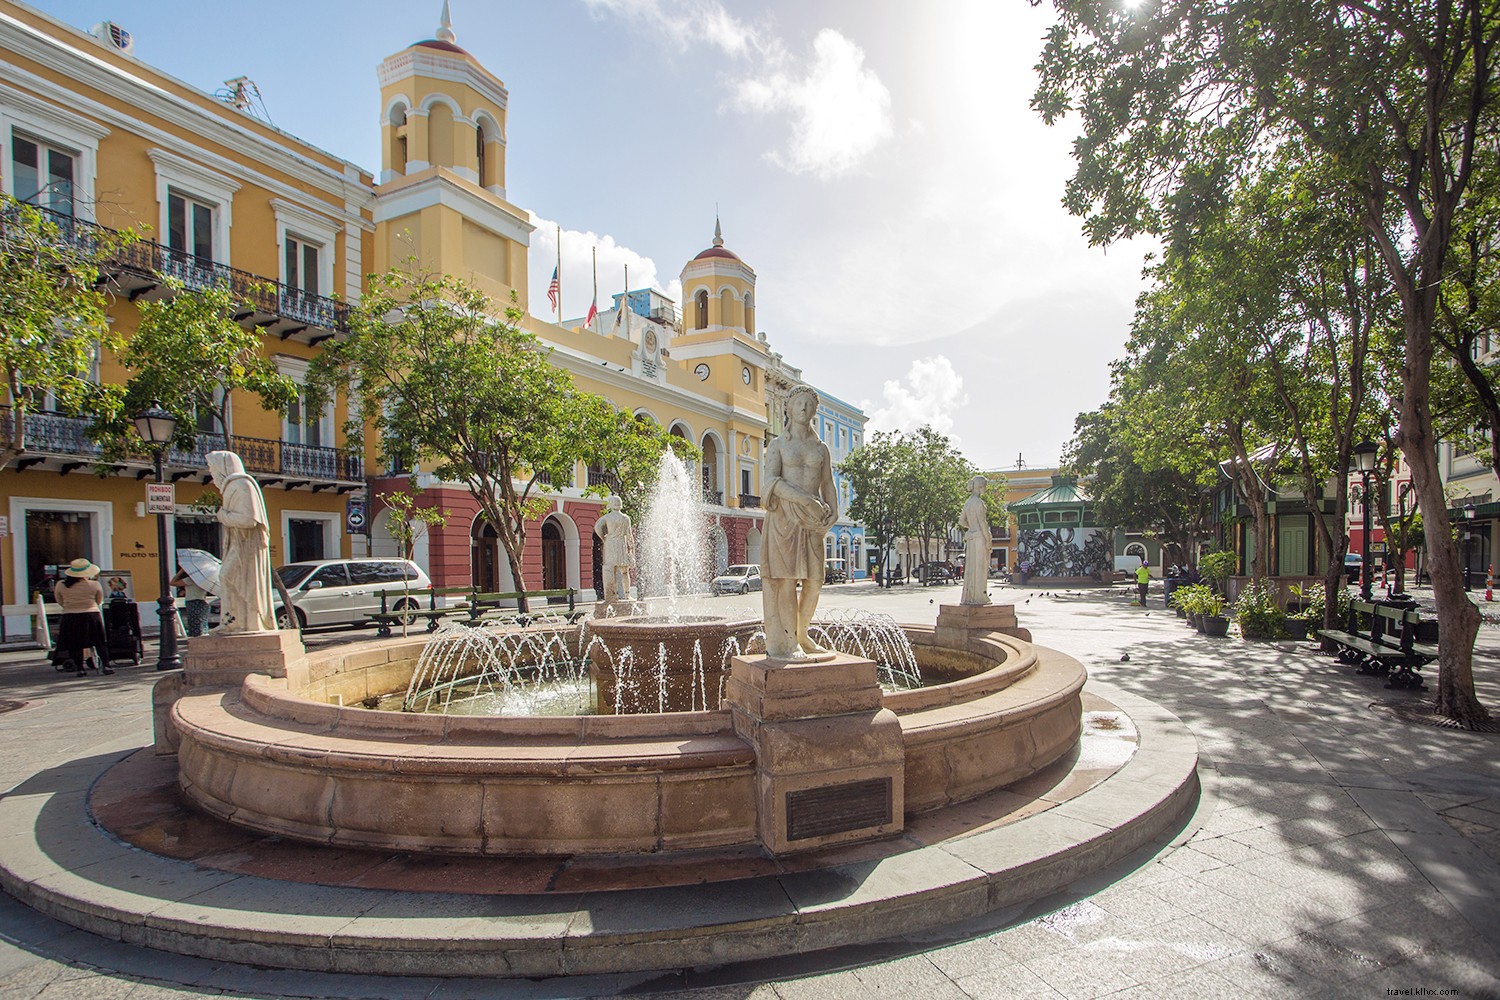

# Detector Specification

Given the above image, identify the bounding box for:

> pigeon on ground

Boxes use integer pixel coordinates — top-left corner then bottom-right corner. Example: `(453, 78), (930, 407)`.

(1120, 653), (1131, 662)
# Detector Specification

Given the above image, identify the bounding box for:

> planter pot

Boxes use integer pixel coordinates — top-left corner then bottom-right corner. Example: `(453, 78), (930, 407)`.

(1284, 618), (1310, 641)
(1175, 606), (1186, 619)
(1201, 615), (1230, 638)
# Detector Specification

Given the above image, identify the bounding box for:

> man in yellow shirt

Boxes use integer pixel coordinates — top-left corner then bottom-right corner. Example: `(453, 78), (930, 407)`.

(1136, 561), (1151, 606)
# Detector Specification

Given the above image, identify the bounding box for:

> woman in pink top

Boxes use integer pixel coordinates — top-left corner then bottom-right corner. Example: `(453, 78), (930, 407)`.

(53, 558), (112, 677)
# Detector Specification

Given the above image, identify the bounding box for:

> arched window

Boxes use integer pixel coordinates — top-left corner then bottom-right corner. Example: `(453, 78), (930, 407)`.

(744, 291), (755, 336)
(694, 290), (708, 330)
(388, 103), (409, 175)
(475, 114), (499, 189)
(476, 127), (487, 187)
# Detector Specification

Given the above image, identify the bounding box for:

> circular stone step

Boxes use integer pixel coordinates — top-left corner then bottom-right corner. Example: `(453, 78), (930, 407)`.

(0, 682), (1197, 978)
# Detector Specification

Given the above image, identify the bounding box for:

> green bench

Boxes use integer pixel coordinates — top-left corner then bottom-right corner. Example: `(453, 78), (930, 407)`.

(454, 588), (583, 627)
(1317, 598), (1439, 690)
(369, 586), (475, 636)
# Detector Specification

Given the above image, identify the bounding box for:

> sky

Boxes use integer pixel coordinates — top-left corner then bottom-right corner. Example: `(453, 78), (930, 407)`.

(34, 0), (1152, 471)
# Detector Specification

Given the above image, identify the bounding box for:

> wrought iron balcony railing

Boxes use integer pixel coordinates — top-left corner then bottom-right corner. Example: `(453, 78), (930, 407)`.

(5, 203), (350, 341)
(587, 468), (621, 492)
(2, 409), (362, 484)
(703, 489), (724, 506)
(738, 492), (761, 509)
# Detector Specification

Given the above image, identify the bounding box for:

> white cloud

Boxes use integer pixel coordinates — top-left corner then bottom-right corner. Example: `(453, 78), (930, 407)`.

(582, 1), (892, 179)
(528, 214), (676, 321)
(864, 356), (967, 441)
(730, 29), (893, 180)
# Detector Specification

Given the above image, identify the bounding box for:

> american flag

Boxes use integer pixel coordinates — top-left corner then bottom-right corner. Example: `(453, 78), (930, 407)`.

(546, 266), (559, 312)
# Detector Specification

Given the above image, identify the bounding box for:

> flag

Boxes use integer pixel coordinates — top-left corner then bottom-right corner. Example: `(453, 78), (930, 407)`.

(546, 266), (559, 312)
(585, 299), (598, 329)
(586, 246), (599, 331)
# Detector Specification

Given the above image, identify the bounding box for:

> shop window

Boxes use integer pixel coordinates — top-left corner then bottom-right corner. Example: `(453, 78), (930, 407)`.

(26, 509), (93, 599)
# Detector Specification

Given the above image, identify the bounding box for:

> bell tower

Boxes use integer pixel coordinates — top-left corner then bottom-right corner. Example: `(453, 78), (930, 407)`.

(373, 3), (534, 304)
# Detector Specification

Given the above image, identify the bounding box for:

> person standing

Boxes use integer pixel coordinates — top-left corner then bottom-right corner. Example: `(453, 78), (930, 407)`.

(1136, 560), (1151, 606)
(170, 564), (211, 637)
(53, 558), (112, 676)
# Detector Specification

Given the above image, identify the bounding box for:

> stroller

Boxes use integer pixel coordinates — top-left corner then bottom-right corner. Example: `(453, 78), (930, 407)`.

(104, 598), (143, 666)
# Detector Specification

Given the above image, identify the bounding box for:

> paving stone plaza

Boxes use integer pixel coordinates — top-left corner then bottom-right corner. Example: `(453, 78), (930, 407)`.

(1, 582), (1498, 999)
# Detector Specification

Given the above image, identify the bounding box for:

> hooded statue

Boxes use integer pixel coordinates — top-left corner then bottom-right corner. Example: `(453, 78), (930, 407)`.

(207, 450), (276, 633)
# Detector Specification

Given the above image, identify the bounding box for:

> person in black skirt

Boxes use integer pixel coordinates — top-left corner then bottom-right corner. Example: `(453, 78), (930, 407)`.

(53, 558), (113, 677)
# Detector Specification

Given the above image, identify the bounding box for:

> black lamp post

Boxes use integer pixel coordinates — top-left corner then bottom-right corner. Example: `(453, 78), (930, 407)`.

(1464, 502), (1477, 592)
(134, 402), (180, 671)
(1352, 440), (1378, 602)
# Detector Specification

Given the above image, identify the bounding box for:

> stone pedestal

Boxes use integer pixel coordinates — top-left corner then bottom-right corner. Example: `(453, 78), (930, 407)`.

(723, 652), (904, 855)
(935, 603), (1031, 647)
(152, 630), (305, 753)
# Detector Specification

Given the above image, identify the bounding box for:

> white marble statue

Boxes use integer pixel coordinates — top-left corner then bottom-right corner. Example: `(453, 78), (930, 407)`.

(960, 474), (993, 606)
(761, 386), (838, 660)
(207, 450), (276, 633)
(594, 495), (636, 603)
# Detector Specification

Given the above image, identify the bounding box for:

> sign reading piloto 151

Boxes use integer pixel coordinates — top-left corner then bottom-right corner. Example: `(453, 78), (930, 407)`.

(145, 483), (175, 515)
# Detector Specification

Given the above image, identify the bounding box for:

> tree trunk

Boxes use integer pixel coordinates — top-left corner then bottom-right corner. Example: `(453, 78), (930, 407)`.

(1402, 313), (1486, 726)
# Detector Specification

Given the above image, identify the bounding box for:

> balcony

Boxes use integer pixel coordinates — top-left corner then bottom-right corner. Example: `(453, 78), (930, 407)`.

(2, 409), (362, 489)
(703, 489), (724, 506)
(587, 468), (622, 492)
(738, 493), (761, 509)
(9, 204), (350, 346)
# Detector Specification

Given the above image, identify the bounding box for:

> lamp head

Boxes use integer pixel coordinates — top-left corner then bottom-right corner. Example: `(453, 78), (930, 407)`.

(1465, 502), (1477, 521)
(1352, 439), (1378, 474)
(133, 401), (178, 446)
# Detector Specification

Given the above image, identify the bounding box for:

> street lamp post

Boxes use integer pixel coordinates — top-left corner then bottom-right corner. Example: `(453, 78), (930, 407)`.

(134, 402), (180, 672)
(1464, 502), (1477, 592)
(1352, 440), (1379, 603)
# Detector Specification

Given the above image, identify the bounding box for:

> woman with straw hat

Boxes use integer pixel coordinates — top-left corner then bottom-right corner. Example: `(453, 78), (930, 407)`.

(53, 558), (112, 677)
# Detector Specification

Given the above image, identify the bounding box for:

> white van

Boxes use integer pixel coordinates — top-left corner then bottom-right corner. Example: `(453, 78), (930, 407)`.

(209, 559), (432, 630)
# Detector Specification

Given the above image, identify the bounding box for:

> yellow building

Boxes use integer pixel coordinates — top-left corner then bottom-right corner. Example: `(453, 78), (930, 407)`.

(0, 2), (818, 618)
(0, 2), (372, 630)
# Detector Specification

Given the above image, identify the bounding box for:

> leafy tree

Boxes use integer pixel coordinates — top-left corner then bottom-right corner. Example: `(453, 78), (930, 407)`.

(904, 426), (974, 573)
(310, 265), (682, 609)
(0, 196), (132, 469)
(841, 431), (916, 587)
(1034, 0), (1500, 724)
(92, 278), (300, 452)
(375, 483), (449, 636)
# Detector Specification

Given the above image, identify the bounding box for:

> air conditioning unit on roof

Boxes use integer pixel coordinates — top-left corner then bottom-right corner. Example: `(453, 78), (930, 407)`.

(90, 21), (134, 55)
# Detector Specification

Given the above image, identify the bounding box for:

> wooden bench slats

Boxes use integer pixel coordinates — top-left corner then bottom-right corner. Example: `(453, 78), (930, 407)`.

(1320, 599), (1435, 689)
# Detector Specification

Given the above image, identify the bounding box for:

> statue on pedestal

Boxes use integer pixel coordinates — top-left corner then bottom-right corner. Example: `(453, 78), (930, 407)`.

(594, 495), (636, 605)
(761, 386), (838, 660)
(960, 475), (993, 606)
(207, 451), (276, 634)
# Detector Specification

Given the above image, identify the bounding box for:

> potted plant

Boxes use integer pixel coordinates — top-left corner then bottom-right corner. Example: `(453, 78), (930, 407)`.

(1284, 583), (1322, 641)
(1172, 583), (1210, 629)
(1200, 590), (1230, 637)
(1233, 579), (1287, 640)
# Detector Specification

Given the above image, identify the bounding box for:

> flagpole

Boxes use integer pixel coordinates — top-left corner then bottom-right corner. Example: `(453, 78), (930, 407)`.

(591, 246), (599, 335)
(623, 263), (629, 341)
(555, 224), (562, 325)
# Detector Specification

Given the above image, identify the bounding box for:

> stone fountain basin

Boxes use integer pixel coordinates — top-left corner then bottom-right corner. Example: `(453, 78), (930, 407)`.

(584, 614), (760, 714)
(171, 626), (1085, 856)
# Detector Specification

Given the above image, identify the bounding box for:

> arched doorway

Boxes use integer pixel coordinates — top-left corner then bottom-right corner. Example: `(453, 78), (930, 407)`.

(541, 518), (566, 590)
(700, 432), (721, 504)
(746, 526), (762, 564)
(471, 517), (502, 591)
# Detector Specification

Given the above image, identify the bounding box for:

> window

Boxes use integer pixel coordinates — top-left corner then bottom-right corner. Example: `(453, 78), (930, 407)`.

(742, 468), (752, 495)
(695, 290), (708, 330)
(286, 388), (327, 448)
(167, 190), (214, 261)
(11, 135), (75, 215)
(307, 563), (348, 589)
(284, 236), (320, 296)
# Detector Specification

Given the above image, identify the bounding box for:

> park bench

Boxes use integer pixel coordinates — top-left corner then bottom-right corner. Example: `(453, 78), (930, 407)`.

(1316, 598), (1438, 690)
(456, 588), (583, 627)
(369, 586), (474, 636)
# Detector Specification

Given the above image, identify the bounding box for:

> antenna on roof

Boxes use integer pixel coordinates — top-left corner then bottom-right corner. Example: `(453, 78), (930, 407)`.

(215, 76), (275, 125)
(1017, 453), (1025, 469)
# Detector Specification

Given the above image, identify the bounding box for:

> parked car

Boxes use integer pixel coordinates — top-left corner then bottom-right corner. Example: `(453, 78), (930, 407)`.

(711, 564), (761, 595)
(824, 558), (848, 584)
(211, 558), (431, 630)
(1344, 552), (1364, 583)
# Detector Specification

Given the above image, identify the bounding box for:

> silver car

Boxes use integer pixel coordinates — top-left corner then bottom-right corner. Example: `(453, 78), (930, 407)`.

(711, 564), (761, 596)
(215, 559), (431, 629)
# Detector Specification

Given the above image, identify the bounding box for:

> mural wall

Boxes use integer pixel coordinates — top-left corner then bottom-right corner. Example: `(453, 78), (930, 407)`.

(1018, 527), (1113, 577)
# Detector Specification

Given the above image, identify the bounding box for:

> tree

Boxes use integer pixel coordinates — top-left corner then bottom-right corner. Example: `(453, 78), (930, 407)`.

(1034, 0), (1500, 724)
(904, 426), (974, 573)
(92, 278), (300, 451)
(841, 431), (917, 587)
(376, 483), (449, 636)
(310, 265), (682, 609)
(0, 197), (132, 469)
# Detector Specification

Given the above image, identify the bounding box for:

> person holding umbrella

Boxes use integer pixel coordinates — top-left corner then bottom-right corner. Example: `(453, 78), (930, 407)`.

(170, 549), (220, 638)
(53, 558), (112, 676)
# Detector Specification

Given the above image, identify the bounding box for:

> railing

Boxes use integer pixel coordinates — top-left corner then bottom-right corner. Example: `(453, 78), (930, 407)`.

(8, 203), (350, 335)
(703, 489), (724, 506)
(587, 468), (621, 491)
(1, 409), (361, 482)
(738, 493), (761, 509)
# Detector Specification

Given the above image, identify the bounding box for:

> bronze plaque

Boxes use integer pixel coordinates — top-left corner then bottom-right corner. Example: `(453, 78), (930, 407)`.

(786, 777), (892, 841)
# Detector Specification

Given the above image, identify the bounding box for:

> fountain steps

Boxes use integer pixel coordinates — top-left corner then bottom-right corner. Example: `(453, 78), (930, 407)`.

(0, 682), (1198, 978)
